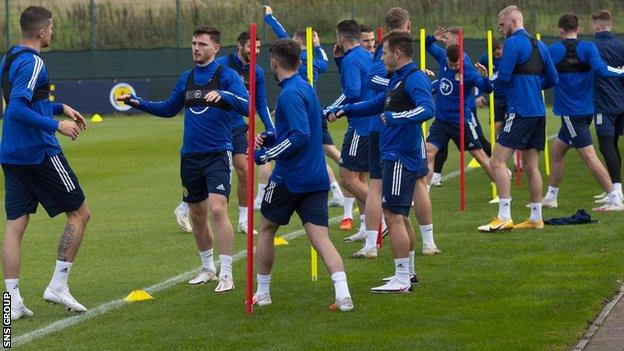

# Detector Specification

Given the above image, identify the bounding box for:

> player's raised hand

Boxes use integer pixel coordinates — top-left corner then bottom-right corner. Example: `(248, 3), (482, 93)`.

(421, 68), (436, 78)
(116, 94), (140, 107)
(262, 5), (273, 16)
(474, 62), (488, 77)
(62, 104), (87, 130)
(204, 90), (222, 103)
(434, 26), (448, 42)
(313, 31), (320, 47)
(57, 120), (80, 141)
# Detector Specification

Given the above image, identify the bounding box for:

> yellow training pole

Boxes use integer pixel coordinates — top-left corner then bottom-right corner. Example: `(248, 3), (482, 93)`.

(536, 33), (550, 176)
(487, 30), (497, 200)
(306, 27), (318, 282)
(420, 28), (427, 136)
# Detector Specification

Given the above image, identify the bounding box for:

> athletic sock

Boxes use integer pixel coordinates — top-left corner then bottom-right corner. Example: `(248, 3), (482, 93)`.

(529, 203), (542, 222)
(381, 213), (387, 233)
(546, 186), (559, 200)
(408, 251), (416, 276)
(498, 198), (512, 220)
(49, 260), (72, 290)
(330, 181), (344, 201)
(255, 183), (267, 204)
(256, 274), (271, 296)
(607, 191), (624, 206)
(614, 183), (622, 197)
(419, 224), (435, 247)
(219, 255), (233, 279)
(358, 214), (366, 232)
(343, 197), (355, 220)
(5, 279), (22, 303)
(199, 249), (215, 271)
(176, 201), (188, 213)
(238, 206), (248, 224)
(394, 258), (410, 284)
(431, 172), (442, 183)
(365, 230), (378, 249)
(331, 271), (351, 300)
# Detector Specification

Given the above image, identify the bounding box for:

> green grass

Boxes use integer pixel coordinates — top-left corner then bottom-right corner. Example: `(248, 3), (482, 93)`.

(2, 110), (623, 350)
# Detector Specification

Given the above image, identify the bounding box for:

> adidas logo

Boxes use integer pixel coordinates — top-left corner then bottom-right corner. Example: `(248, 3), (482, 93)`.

(468, 143), (474, 147)
(216, 184), (226, 191)
(60, 267), (69, 273)
(397, 264), (404, 268)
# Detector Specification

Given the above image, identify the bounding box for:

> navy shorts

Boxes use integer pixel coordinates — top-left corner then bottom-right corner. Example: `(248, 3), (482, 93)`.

(368, 132), (382, 179)
(494, 103), (508, 123)
(594, 113), (624, 137)
(427, 118), (482, 151)
(2, 154), (85, 220)
(340, 130), (369, 172)
(381, 160), (427, 216)
(232, 124), (249, 155)
(260, 181), (329, 227)
(558, 115), (593, 149)
(321, 118), (334, 145)
(181, 151), (232, 203)
(497, 113), (546, 151)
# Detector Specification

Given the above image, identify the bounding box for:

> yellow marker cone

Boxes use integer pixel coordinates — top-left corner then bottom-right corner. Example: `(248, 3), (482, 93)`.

(467, 158), (481, 168)
(124, 290), (153, 302)
(274, 236), (289, 245)
(91, 114), (103, 123)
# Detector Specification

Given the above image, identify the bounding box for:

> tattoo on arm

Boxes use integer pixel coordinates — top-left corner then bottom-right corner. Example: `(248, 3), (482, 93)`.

(57, 224), (76, 261)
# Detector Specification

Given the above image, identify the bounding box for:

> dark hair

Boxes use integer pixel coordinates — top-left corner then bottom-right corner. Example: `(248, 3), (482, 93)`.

(337, 20), (361, 41)
(359, 24), (373, 34)
(293, 30), (307, 41)
(193, 26), (221, 44)
(492, 38), (503, 50)
(446, 44), (460, 63)
(20, 6), (52, 37)
(237, 31), (260, 45)
(381, 31), (413, 57)
(447, 26), (463, 36)
(592, 9), (611, 22)
(385, 7), (409, 31)
(269, 39), (302, 71)
(558, 13), (579, 32)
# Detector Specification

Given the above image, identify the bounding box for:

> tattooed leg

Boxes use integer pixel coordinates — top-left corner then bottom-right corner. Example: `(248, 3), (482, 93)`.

(58, 202), (91, 263)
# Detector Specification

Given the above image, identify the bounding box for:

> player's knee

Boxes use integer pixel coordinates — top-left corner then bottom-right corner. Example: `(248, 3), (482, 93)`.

(208, 201), (227, 219)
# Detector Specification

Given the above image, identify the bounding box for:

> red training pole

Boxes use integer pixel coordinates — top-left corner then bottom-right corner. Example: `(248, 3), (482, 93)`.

(515, 150), (522, 188)
(376, 26), (384, 249)
(458, 30), (466, 211)
(245, 23), (257, 316)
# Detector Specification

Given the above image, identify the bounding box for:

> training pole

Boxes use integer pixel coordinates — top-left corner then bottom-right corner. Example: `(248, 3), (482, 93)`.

(306, 27), (318, 282)
(420, 28), (427, 137)
(459, 30), (466, 211)
(487, 30), (497, 200)
(376, 26), (384, 249)
(536, 33), (550, 176)
(246, 23), (257, 315)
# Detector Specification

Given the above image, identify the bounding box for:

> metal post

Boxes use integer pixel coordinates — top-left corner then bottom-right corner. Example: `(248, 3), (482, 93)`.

(176, 0), (181, 47)
(89, 0), (95, 50)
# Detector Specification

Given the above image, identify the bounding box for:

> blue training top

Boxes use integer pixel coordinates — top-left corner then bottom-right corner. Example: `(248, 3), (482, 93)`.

(479, 52), (507, 104)
(365, 45), (389, 133)
(0, 45), (64, 165)
(336, 46), (374, 136)
(131, 60), (249, 155)
(592, 31), (624, 114)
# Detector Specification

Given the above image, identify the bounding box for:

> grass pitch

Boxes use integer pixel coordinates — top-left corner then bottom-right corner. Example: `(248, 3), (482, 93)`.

(2, 111), (623, 350)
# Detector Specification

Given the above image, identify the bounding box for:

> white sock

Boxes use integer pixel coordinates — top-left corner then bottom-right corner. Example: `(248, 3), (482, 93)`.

(546, 186), (559, 199)
(330, 181), (344, 200)
(256, 274), (271, 295)
(498, 198), (512, 220)
(614, 183), (622, 196)
(176, 201), (188, 213)
(394, 258), (410, 284)
(5, 278), (22, 303)
(529, 203), (542, 222)
(331, 271), (350, 300)
(608, 190), (624, 206)
(255, 183), (267, 203)
(219, 255), (233, 279)
(432, 172), (442, 183)
(49, 260), (72, 290)
(238, 206), (248, 224)
(365, 230), (378, 249)
(359, 214), (366, 232)
(199, 249), (215, 271)
(343, 197), (355, 220)
(419, 224), (435, 247)
(381, 213), (387, 233)
(427, 184), (431, 193)
(408, 251), (416, 275)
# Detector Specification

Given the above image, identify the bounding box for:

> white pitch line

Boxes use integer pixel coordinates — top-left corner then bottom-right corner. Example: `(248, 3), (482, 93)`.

(15, 133), (558, 347)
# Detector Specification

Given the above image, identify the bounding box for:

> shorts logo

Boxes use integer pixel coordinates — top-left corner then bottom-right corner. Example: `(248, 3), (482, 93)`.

(216, 184), (226, 191)
(109, 83), (137, 112)
(439, 78), (453, 96)
(193, 90), (202, 99)
(182, 186), (189, 198)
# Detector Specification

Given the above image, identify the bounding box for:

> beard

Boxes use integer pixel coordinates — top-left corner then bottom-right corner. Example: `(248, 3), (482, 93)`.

(241, 51), (250, 63)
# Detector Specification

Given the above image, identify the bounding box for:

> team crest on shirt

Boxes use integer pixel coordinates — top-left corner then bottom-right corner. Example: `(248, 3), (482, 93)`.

(182, 186), (189, 198)
(439, 78), (453, 96)
(109, 83), (137, 112)
(455, 73), (461, 81)
(193, 90), (202, 99)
